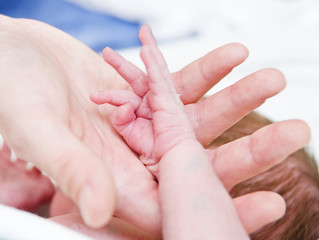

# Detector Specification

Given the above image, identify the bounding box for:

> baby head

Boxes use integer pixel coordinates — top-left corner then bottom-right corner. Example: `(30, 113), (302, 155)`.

(209, 112), (319, 240)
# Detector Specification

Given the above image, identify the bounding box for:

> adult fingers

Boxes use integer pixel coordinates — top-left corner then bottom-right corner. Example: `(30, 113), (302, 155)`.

(4, 117), (116, 228)
(172, 43), (249, 104)
(51, 192), (282, 240)
(55, 192), (284, 238)
(187, 68), (286, 145)
(209, 120), (311, 190)
(233, 191), (286, 234)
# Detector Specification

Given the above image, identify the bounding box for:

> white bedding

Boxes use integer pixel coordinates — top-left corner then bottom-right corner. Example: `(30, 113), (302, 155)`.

(0, 204), (92, 240)
(110, 0), (319, 161)
(1, 1), (318, 239)
(118, 30), (319, 160)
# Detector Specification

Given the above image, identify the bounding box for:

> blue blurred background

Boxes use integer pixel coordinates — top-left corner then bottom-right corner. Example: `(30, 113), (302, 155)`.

(0, 0), (141, 52)
(1, 0), (319, 159)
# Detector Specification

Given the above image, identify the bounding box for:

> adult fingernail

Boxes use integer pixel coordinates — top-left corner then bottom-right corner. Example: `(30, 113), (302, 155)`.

(0, 134), (3, 149)
(78, 186), (110, 228)
(10, 150), (17, 162)
(78, 186), (94, 227)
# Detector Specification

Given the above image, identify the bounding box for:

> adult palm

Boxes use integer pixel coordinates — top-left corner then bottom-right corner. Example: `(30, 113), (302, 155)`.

(0, 16), (309, 236)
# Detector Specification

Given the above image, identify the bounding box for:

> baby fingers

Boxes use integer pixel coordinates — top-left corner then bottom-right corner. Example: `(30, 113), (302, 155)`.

(90, 89), (142, 110)
(140, 44), (196, 154)
(103, 47), (149, 97)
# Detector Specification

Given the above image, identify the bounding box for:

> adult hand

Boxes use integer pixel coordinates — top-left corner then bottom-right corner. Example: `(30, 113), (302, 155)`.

(0, 142), (55, 211)
(91, 25), (310, 235)
(0, 16), (310, 235)
(94, 29), (249, 239)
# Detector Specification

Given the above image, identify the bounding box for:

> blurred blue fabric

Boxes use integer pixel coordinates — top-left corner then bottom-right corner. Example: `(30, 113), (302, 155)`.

(0, 0), (141, 52)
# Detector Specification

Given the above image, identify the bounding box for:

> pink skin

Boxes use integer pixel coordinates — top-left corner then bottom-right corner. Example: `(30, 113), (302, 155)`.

(0, 143), (54, 212)
(90, 29), (168, 175)
(91, 45), (194, 176)
(91, 27), (250, 239)
(87, 25), (309, 237)
(0, 17), (310, 237)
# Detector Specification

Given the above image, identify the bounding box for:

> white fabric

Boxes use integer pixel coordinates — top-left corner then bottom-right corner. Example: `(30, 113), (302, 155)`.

(65, 0), (319, 41)
(70, 0), (317, 159)
(1, 2), (318, 239)
(0, 204), (93, 240)
(118, 28), (319, 160)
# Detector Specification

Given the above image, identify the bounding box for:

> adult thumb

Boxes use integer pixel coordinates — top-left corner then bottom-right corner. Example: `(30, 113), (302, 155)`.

(7, 122), (116, 229)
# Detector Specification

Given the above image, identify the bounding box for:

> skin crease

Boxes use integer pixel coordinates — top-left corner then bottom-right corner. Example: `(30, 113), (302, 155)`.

(90, 27), (307, 239)
(0, 143), (54, 211)
(213, 112), (319, 240)
(0, 113), (314, 239)
(44, 113), (319, 239)
(0, 16), (310, 237)
(93, 32), (249, 239)
(50, 112), (319, 240)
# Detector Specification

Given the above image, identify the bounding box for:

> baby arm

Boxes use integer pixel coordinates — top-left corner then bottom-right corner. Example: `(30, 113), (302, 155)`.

(92, 27), (249, 239)
(142, 41), (248, 240)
